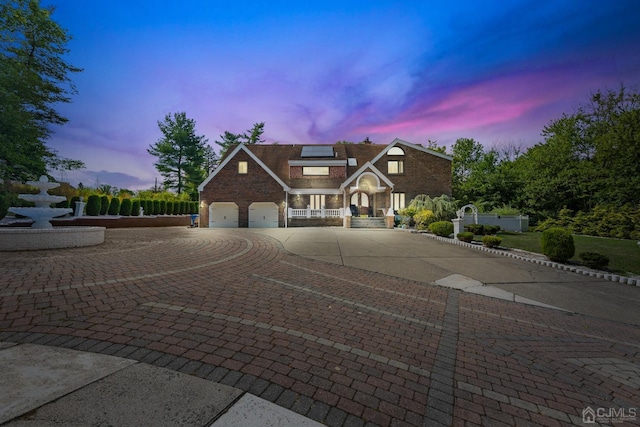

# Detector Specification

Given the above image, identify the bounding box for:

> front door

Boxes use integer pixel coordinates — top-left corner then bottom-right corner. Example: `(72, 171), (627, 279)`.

(350, 192), (370, 217)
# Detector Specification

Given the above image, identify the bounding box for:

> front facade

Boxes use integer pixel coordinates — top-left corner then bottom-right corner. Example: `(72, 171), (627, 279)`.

(198, 138), (452, 228)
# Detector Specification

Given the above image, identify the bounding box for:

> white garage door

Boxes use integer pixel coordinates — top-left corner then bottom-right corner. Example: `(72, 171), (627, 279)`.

(209, 202), (238, 228)
(249, 202), (279, 228)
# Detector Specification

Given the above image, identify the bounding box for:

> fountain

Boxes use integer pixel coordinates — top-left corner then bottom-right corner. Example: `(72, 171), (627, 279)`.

(0, 176), (105, 251)
(8, 175), (72, 228)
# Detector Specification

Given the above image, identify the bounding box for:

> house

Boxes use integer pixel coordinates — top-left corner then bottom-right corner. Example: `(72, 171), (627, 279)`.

(197, 138), (452, 228)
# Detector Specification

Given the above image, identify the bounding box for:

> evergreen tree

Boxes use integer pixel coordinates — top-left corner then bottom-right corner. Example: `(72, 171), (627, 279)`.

(147, 112), (207, 199)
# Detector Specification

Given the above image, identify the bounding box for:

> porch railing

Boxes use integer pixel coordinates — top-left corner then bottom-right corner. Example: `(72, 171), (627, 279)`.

(288, 207), (344, 218)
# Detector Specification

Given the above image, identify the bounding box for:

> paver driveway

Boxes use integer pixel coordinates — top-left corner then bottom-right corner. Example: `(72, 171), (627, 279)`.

(1, 227), (639, 426)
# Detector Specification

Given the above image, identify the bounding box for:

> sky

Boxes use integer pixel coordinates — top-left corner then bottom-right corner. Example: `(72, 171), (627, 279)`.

(44, 0), (640, 190)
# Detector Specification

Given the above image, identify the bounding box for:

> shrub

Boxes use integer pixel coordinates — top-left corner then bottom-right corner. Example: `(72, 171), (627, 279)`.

(173, 202), (180, 215)
(429, 221), (453, 237)
(541, 227), (575, 262)
(464, 224), (484, 235)
(131, 200), (140, 216)
(100, 195), (109, 215)
(108, 197), (121, 215)
(180, 201), (187, 214)
(153, 200), (160, 215)
(119, 198), (132, 216)
(166, 201), (173, 215)
(55, 199), (69, 208)
(483, 225), (501, 235)
(482, 235), (502, 248)
(414, 209), (436, 230)
(579, 252), (610, 270)
(86, 195), (101, 216)
(457, 232), (474, 243)
(159, 200), (166, 215)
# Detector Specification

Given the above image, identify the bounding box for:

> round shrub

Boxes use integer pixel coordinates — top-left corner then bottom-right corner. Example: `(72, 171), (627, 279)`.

(464, 224), (484, 235)
(86, 195), (101, 216)
(119, 198), (132, 216)
(414, 209), (436, 230)
(482, 235), (502, 248)
(429, 221), (454, 237)
(541, 227), (575, 262)
(579, 252), (609, 270)
(457, 232), (474, 243)
(131, 200), (140, 216)
(483, 225), (501, 235)
(108, 197), (121, 215)
(100, 195), (109, 215)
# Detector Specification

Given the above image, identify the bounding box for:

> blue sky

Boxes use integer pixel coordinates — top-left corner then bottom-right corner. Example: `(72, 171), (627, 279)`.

(45, 0), (640, 190)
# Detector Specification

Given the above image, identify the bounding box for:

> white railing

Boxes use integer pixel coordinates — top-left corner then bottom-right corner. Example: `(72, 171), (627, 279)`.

(288, 207), (344, 219)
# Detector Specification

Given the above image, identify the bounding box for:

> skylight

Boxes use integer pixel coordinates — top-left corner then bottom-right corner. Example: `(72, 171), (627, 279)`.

(301, 146), (334, 158)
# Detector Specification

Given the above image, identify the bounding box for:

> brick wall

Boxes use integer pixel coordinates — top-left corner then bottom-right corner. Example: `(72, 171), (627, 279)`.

(373, 148), (452, 203)
(199, 150), (286, 227)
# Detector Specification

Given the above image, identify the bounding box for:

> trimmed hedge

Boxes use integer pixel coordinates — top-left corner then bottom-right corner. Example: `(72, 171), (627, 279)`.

(131, 200), (140, 216)
(108, 197), (121, 215)
(173, 202), (180, 215)
(100, 195), (109, 215)
(482, 235), (502, 248)
(86, 195), (101, 216)
(159, 200), (166, 215)
(457, 232), (474, 243)
(119, 198), (132, 216)
(541, 227), (575, 262)
(429, 221), (453, 237)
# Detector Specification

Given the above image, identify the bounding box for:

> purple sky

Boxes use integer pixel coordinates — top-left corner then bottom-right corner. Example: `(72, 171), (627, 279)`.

(45, 0), (640, 190)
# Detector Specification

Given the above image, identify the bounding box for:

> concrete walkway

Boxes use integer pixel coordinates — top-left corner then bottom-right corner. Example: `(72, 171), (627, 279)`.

(1, 227), (639, 426)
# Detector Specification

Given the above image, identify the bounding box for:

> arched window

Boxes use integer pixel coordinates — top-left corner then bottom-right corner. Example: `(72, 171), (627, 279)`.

(388, 146), (405, 156)
(387, 146), (405, 174)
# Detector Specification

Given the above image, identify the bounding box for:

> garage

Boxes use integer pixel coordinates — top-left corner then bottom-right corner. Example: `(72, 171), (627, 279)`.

(249, 202), (279, 228)
(209, 202), (238, 228)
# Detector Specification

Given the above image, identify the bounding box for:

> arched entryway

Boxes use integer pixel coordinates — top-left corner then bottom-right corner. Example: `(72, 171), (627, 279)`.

(350, 191), (371, 217)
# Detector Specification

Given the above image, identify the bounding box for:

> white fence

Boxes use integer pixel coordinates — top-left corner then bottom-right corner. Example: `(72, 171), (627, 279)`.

(460, 213), (529, 232)
(288, 207), (344, 219)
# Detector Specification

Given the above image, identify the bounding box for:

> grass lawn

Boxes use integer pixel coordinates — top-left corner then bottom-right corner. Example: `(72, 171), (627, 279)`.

(497, 232), (640, 276)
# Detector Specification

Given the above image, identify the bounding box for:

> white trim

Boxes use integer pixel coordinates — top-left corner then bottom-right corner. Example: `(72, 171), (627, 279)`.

(288, 160), (347, 166)
(198, 144), (291, 192)
(369, 138), (453, 165)
(340, 162), (394, 190)
(289, 188), (343, 195)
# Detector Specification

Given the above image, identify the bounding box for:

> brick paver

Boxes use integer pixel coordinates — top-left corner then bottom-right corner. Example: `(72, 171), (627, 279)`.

(1, 227), (639, 426)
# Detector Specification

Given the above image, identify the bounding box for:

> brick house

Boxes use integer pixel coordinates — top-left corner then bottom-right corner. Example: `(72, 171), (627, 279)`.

(197, 138), (452, 228)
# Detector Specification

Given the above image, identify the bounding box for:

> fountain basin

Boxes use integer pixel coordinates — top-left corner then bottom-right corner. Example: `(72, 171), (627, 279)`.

(8, 207), (73, 229)
(0, 226), (105, 251)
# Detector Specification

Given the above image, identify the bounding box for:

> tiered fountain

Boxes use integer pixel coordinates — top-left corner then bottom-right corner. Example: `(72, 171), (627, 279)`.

(0, 176), (105, 251)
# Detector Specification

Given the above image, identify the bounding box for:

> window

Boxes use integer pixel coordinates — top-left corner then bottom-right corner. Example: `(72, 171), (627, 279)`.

(303, 166), (329, 176)
(387, 160), (404, 174)
(388, 146), (405, 156)
(392, 193), (406, 210)
(348, 158), (357, 166)
(310, 195), (325, 210)
(238, 161), (248, 174)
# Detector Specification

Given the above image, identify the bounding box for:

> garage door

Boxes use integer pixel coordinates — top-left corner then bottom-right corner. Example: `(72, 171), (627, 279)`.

(209, 202), (238, 228)
(249, 202), (279, 228)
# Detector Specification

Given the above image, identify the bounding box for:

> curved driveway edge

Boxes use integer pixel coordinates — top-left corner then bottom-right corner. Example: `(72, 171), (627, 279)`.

(1, 227), (639, 426)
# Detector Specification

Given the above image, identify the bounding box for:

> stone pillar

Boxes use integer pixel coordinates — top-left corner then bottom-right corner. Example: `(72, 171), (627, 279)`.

(452, 218), (463, 236)
(74, 199), (85, 217)
(385, 207), (395, 229)
(343, 208), (352, 228)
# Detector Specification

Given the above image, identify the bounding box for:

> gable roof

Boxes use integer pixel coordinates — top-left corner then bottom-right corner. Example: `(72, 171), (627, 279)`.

(197, 144), (290, 192)
(368, 138), (452, 165)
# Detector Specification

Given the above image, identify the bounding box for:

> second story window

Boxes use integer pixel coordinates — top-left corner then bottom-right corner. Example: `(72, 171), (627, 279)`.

(387, 146), (405, 174)
(303, 166), (329, 176)
(238, 161), (248, 174)
(387, 160), (404, 174)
